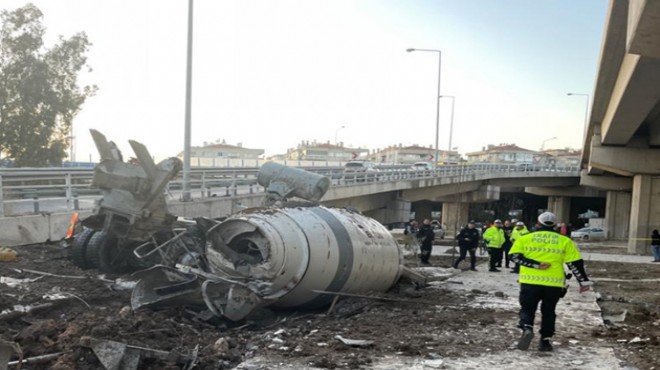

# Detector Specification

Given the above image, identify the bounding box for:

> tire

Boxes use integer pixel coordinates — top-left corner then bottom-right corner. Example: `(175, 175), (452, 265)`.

(70, 228), (96, 270)
(582, 235), (589, 241)
(86, 232), (125, 273)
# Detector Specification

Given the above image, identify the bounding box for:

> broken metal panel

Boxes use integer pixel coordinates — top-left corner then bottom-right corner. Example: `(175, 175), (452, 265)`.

(130, 265), (201, 310)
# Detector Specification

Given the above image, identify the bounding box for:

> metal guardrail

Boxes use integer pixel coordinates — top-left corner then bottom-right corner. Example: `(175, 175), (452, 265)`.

(0, 163), (579, 217)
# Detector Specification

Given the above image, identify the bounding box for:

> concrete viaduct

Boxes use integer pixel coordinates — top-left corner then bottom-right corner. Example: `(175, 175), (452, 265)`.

(169, 167), (586, 237)
(580, 0), (660, 254)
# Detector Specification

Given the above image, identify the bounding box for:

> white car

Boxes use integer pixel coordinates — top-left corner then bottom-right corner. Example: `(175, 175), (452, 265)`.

(571, 227), (606, 241)
(431, 221), (445, 239)
(411, 162), (434, 171)
(343, 161), (379, 181)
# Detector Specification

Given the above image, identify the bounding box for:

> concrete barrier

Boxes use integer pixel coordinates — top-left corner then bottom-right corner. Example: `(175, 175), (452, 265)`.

(0, 211), (93, 247)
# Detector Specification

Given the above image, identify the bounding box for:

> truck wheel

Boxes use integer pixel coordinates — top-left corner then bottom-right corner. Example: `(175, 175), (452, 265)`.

(86, 232), (125, 273)
(70, 228), (96, 269)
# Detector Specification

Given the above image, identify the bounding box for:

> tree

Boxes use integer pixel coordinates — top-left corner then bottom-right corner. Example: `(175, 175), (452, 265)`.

(0, 3), (96, 167)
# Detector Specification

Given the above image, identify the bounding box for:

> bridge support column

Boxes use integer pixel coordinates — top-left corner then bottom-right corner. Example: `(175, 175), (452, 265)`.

(628, 175), (655, 254)
(605, 191), (631, 240)
(547, 196), (570, 225)
(442, 202), (469, 237)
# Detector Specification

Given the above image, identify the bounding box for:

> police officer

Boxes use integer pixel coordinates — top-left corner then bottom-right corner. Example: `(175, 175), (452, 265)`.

(483, 219), (505, 272)
(509, 221), (529, 273)
(453, 220), (480, 271)
(499, 219), (514, 268)
(509, 211), (592, 351)
(416, 219), (435, 266)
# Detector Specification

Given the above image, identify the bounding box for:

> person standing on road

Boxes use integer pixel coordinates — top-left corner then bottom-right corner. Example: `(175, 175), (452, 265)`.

(500, 220), (514, 268)
(416, 219), (435, 266)
(483, 219), (505, 272)
(651, 229), (660, 262)
(403, 220), (419, 252)
(453, 220), (480, 271)
(509, 211), (592, 352)
(509, 221), (530, 273)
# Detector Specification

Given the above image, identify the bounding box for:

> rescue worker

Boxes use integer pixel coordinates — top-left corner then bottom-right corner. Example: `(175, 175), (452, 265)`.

(509, 211), (592, 352)
(509, 221), (529, 273)
(483, 219), (505, 272)
(416, 219), (435, 266)
(453, 220), (480, 271)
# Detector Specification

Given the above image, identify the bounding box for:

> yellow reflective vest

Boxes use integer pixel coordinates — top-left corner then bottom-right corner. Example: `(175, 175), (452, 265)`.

(510, 226), (529, 243)
(483, 226), (505, 248)
(509, 230), (583, 288)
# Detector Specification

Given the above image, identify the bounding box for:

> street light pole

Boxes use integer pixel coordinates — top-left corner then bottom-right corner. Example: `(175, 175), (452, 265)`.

(540, 136), (557, 151)
(567, 93), (590, 143)
(407, 48), (441, 167)
(182, 0), (194, 202)
(334, 125), (346, 145)
(440, 95), (455, 156)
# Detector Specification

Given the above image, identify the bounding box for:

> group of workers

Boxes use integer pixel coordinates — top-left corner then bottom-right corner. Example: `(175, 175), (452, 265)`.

(453, 218), (530, 272)
(407, 211), (592, 352)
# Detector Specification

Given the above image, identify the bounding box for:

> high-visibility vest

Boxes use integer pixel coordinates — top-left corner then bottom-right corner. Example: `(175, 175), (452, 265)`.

(483, 227), (505, 248)
(510, 226), (529, 242)
(509, 231), (582, 288)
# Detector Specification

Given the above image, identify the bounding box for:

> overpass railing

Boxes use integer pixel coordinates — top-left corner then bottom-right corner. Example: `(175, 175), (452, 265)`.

(0, 163), (579, 217)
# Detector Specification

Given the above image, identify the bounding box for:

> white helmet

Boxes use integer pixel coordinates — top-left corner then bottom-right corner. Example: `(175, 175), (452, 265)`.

(537, 212), (557, 227)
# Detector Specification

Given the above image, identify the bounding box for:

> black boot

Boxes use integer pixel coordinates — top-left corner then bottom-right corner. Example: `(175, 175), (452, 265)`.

(517, 327), (534, 350)
(539, 338), (553, 352)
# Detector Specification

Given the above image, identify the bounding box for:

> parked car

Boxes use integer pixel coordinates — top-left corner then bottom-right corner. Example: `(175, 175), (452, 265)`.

(343, 161), (379, 181)
(411, 162), (433, 171)
(571, 227), (606, 241)
(431, 220), (445, 239)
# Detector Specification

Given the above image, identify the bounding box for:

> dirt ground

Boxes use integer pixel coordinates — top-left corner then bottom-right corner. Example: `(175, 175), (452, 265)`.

(1, 242), (658, 369)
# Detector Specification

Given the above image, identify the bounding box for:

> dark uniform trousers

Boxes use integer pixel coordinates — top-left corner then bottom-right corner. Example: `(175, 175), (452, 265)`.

(518, 283), (563, 338)
(455, 245), (477, 269)
(488, 247), (502, 270)
(420, 241), (432, 263)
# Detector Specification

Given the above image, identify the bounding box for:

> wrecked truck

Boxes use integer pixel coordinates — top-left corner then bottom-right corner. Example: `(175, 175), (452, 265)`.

(69, 130), (422, 322)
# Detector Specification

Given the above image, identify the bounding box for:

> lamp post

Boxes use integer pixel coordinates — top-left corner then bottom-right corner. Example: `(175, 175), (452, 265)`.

(335, 125), (346, 146)
(182, 0), (194, 202)
(540, 136), (557, 151)
(567, 93), (590, 143)
(440, 95), (455, 155)
(407, 48), (441, 167)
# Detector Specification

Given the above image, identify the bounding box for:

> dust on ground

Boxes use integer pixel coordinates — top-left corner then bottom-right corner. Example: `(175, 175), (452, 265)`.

(0, 242), (658, 369)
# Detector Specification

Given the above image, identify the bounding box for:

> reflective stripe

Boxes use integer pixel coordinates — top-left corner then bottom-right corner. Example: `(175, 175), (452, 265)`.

(521, 246), (564, 254)
(518, 274), (565, 284)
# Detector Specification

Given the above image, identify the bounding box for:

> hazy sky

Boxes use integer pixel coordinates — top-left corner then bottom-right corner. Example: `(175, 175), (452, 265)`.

(2, 0), (608, 162)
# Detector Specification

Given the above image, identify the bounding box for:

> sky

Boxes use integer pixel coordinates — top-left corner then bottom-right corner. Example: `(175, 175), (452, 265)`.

(2, 0), (609, 162)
